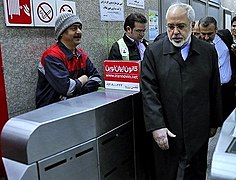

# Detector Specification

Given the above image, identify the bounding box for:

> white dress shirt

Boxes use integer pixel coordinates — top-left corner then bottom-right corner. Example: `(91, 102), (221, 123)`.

(181, 42), (190, 61)
(213, 34), (232, 84)
(126, 35), (146, 60)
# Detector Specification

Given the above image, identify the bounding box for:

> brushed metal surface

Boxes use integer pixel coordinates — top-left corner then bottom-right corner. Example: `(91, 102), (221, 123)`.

(3, 158), (38, 180)
(98, 121), (134, 180)
(211, 109), (236, 180)
(2, 90), (136, 164)
(38, 139), (98, 180)
(1, 89), (138, 180)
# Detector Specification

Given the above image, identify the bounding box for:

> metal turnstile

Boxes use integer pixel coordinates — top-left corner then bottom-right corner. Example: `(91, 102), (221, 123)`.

(1, 89), (138, 180)
(211, 108), (236, 180)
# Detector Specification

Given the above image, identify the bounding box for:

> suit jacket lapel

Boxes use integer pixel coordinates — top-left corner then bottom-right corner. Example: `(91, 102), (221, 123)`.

(163, 36), (185, 66)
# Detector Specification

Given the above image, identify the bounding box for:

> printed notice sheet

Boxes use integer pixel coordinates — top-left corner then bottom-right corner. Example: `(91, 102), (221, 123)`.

(100, 0), (124, 21)
(127, 0), (144, 9)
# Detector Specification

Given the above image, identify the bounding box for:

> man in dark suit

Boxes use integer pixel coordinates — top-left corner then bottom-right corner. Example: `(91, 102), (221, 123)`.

(199, 16), (236, 125)
(141, 3), (222, 180)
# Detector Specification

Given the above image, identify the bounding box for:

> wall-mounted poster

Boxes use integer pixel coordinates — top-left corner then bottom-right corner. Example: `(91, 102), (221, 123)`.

(3, 0), (34, 26)
(100, 0), (124, 21)
(149, 10), (159, 41)
(127, 0), (144, 9)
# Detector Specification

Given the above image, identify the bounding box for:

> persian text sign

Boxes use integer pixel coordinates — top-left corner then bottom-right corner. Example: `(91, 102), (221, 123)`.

(104, 60), (140, 91)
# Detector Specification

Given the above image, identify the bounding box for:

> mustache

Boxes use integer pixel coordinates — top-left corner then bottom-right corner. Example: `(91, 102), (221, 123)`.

(74, 34), (82, 38)
(172, 35), (183, 39)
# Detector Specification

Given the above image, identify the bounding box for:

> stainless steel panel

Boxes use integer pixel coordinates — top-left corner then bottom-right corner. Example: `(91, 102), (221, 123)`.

(95, 96), (133, 135)
(1, 89), (139, 180)
(3, 158), (38, 180)
(2, 90), (138, 164)
(2, 109), (97, 164)
(98, 121), (135, 180)
(211, 109), (236, 179)
(38, 139), (98, 180)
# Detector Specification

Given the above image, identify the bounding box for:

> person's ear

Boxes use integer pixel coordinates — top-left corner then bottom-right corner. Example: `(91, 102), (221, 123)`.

(127, 26), (131, 32)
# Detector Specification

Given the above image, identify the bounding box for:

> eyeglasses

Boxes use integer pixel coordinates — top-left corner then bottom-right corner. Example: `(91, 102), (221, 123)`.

(133, 29), (146, 34)
(166, 23), (187, 31)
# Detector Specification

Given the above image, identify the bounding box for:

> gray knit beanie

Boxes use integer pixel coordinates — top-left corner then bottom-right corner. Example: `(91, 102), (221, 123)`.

(55, 13), (82, 40)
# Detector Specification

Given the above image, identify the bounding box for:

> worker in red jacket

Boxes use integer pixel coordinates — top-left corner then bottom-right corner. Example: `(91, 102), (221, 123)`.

(36, 13), (102, 108)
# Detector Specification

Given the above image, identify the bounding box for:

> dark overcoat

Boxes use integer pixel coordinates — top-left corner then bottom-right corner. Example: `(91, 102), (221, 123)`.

(141, 35), (222, 179)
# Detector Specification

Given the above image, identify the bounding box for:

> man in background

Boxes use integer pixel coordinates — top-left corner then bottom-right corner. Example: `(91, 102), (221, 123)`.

(192, 20), (201, 38)
(199, 16), (236, 125)
(108, 12), (148, 61)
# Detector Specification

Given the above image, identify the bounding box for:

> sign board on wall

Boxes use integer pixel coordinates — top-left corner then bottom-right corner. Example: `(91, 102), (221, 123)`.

(3, 0), (34, 26)
(57, 1), (76, 14)
(104, 60), (141, 91)
(127, 0), (144, 9)
(100, 0), (124, 21)
(33, 0), (56, 27)
(149, 10), (159, 41)
(3, 0), (76, 27)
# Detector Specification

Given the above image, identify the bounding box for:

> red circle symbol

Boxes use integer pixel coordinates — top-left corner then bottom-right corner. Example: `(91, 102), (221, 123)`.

(37, 2), (54, 23)
(60, 4), (73, 14)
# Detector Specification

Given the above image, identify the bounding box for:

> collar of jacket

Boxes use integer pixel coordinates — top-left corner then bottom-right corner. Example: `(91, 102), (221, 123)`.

(57, 41), (82, 61)
(162, 35), (201, 56)
(217, 29), (233, 48)
(123, 33), (148, 47)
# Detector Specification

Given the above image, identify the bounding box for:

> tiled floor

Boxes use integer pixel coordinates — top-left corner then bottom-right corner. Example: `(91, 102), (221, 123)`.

(206, 128), (221, 180)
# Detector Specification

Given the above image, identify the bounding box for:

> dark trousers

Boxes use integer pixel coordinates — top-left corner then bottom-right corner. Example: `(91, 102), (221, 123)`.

(151, 141), (208, 180)
(176, 143), (208, 180)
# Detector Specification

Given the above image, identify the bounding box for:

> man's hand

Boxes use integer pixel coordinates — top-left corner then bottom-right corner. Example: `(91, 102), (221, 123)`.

(231, 44), (236, 55)
(78, 75), (88, 86)
(152, 128), (176, 150)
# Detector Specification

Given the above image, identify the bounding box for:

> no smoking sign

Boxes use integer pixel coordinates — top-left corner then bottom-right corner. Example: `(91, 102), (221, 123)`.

(37, 2), (54, 23)
(33, 0), (56, 27)
(33, 0), (76, 27)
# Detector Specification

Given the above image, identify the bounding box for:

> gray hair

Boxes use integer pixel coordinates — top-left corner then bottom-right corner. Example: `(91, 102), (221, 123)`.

(166, 3), (195, 22)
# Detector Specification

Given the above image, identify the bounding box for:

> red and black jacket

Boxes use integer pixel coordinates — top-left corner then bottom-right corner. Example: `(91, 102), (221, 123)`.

(36, 41), (101, 108)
